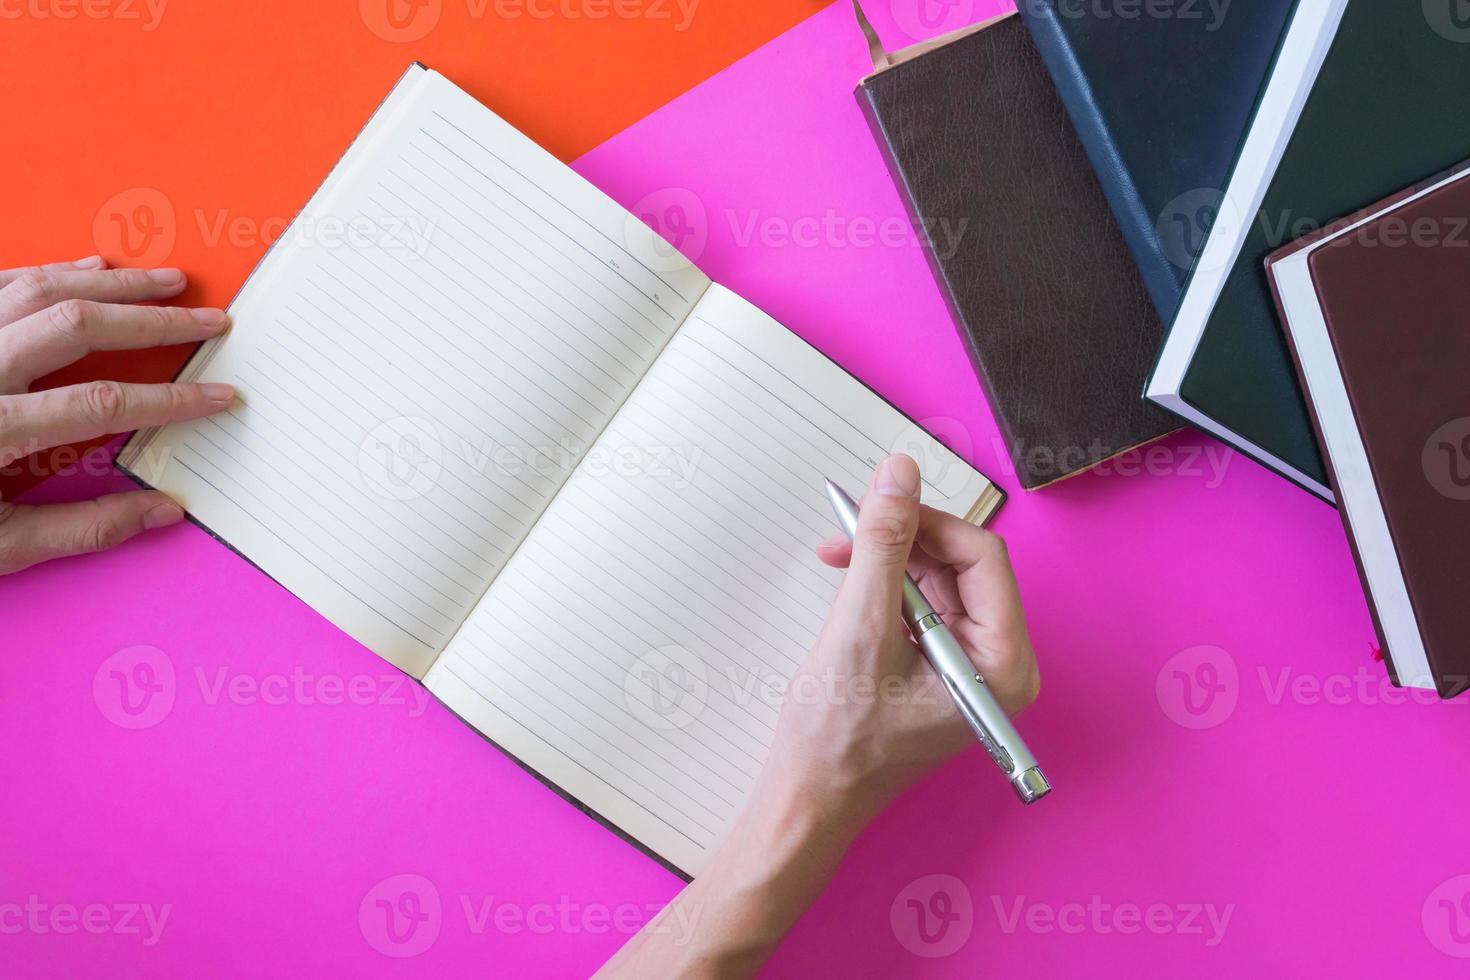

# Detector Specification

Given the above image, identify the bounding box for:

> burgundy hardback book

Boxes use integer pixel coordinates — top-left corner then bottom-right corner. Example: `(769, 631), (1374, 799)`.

(1266, 162), (1470, 697)
(852, 7), (1178, 490)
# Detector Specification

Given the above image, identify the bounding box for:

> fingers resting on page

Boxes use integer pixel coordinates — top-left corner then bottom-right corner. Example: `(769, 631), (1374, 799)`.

(0, 257), (236, 575)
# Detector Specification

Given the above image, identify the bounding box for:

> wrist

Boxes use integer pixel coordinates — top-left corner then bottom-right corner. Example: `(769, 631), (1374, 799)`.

(701, 776), (863, 933)
(615, 781), (861, 978)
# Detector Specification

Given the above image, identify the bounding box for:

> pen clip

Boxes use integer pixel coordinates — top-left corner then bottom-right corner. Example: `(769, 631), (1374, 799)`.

(942, 673), (1015, 774)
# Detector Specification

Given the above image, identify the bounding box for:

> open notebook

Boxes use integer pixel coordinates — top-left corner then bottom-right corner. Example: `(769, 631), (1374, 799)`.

(118, 65), (1003, 876)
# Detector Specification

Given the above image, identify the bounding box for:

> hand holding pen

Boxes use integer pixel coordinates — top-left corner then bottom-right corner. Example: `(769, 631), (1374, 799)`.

(746, 455), (1042, 835)
(825, 476), (1050, 803)
(598, 455), (1042, 977)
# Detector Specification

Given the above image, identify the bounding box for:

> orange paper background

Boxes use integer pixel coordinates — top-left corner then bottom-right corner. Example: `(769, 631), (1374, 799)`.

(0, 0), (823, 499)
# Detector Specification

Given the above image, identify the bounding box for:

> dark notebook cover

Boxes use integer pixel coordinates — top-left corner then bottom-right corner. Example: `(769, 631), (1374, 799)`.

(1268, 171), (1470, 697)
(1016, 0), (1298, 323)
(855, 13), (1177, 490)
(1176, 3), (1470, 498)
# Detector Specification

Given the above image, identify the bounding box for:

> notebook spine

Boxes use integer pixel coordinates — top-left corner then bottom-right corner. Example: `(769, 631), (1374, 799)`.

(1016, 3), (1179, 323)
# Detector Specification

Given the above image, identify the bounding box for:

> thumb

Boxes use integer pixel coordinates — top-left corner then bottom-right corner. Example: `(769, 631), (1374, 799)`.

(0, 491), (184, 575)
(843, 454), (922, 614)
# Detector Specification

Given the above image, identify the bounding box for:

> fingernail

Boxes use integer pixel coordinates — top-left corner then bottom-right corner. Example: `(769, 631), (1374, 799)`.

(74, 255), (105, 269)
(143, 502), (184, 530)
(190, 308), (229, 327)
(148, 268), (184, 286)
(200, 383), (235, 404)
(876, 455), (920, 497)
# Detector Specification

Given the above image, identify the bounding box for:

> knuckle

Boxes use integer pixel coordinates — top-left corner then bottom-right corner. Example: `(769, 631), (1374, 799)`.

(77, 513), (129, 554)
(47, 298), (92, 340)
(979, 528), (1010, 562)
(80, 380), (127, 426)
(116, 268), (158, 292)
(859, 512), (915, 556)
(9, 270), (57, 310)
(164, 384), (189, 415)
(147, 303), (175, 332)
(0, 501), (21, 573)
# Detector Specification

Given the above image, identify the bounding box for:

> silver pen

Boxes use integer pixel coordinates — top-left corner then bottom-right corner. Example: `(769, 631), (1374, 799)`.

(824, 479), (1051, 804)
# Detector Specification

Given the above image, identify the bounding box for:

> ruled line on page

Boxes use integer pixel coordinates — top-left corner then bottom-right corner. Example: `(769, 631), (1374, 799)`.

(180, 429), (462, 629)
(312, 257), (611, 426)
(415, 129), (681, 321)
(606, 408), (837, 570)
(126, 67), (717, 677)
(619, 374), (834, 541)
(422, 282), (992, 864)
(293, 278), (588, 463)
(213, 398), (490, 584)
(392, 152), (662, 346)
(376, 174), (650, 365)
(428, 111), (691, 307)
(465, 618), (746, 808)
(441, 658), (723, 840)
(532, 515), (802, 681)
(252, 333), (546, 520)
(171, 450), (447, 648)
(654, 349), (882, 496)
(246, 341), (535, 528)
(555, 491), (815, 649)
(234, 361), (519, 552)
(367, 188), (644, 377)
(500, 556), (780, 745)
(194, 414), (474, 607)
(400, 141), (668, 339)
(686, 317), (949, 497)
(451, 633), (748, 823)
(360, 232), (629, 401)
(486, 580), (768, 775)
(587, 467), (831, 616)
(170, 455), (443, 653)
(435, 664), (713, 851)
(278, 301), (561, 501)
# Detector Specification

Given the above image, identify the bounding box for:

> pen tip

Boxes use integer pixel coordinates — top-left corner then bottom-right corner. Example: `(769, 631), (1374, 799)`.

(824, 479), (860, 535)
(823, 478), (852, 510)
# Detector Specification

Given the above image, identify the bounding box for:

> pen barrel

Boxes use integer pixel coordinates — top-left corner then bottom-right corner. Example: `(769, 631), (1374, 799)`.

(917, 619), (1048, 801)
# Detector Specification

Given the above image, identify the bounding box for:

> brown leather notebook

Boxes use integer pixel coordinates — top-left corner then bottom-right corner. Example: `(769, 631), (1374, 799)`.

(853, 7), (1178, 489)
(1266, 162), (1470, 698)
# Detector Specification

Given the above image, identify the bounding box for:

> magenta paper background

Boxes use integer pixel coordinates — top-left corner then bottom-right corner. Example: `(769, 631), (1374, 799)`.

(5, 3), (1470, 976)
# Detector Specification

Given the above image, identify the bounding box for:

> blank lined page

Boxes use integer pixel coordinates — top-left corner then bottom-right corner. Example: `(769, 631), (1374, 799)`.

(121, 66), (710, 677)
(426, 285), (998, 874)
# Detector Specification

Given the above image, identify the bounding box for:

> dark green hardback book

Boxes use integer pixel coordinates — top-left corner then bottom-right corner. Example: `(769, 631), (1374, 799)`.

(1146, 1), (1470, 501)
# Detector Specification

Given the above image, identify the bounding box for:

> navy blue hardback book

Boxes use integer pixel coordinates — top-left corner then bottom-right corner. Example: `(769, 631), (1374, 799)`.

(1016, 0), (1297, 323)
